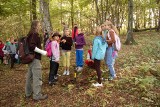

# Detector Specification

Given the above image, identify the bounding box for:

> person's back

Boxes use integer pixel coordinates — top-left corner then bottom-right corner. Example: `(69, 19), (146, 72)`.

(92, 36), (107, 60)
(25, 20), (48, 101)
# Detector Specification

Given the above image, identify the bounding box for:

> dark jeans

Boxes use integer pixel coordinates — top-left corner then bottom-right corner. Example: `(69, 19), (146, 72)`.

(10, 54), (16, 68)
(94, 59), (102, 84)
(49, 61), (59, 82)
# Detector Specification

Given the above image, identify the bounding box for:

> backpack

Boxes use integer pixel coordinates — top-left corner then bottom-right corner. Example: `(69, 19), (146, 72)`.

(108, 30), (121, 51)
(18, 36), (35, 64)
(45, 41), (52, 57)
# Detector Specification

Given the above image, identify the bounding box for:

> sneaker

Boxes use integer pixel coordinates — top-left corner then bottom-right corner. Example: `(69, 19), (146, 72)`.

(33, 94), (48, 101)
(54, 75), (58, 82)
(63, 70), (67, 75)
(25, 95), (31, 101)
(66, 71), (70, 75)
(92, 82), (103, 87)
(108, 76), (116, 81)
(77, 67), (83, 72)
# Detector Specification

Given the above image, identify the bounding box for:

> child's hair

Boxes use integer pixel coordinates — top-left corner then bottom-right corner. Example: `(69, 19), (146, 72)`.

(95, 26), (102, 36)
(105, 21), (119, 35)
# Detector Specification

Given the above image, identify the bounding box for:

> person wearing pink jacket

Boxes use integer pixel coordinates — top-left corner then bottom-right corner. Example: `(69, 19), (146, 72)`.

(48, 32), (61, 86)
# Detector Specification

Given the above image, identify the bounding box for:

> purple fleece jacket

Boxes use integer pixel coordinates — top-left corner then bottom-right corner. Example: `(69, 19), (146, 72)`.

(75, 33), (86, 49)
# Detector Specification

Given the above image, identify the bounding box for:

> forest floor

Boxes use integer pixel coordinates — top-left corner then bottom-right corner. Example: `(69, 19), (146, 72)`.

(0, 31), (160, 107)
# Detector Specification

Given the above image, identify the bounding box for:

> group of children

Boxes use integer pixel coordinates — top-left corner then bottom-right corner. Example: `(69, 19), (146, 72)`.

(0, 20), (119, 87)
(46, 20), (119, 87)
(0, 37), (19, 68)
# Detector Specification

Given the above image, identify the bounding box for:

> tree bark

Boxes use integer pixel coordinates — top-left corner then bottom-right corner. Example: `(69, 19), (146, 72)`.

(32, 0), (37, 20)
(125, 0), (137, 45)
(70, 0), (74, 29)
(157, 0), (160, 32)
(39, 0), (52, 33)
(95, 0), (101, 25)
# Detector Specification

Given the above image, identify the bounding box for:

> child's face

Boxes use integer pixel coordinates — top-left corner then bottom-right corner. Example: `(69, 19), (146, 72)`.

(65, 30), (70, 36)
(78, 29), (82, 33)
(54, 36), (59, 41)
(93, 29), (96, 35)
(101, 24), (106, 31)
(97, 27), (102, 33)
(105, 24), (110, 30)
(10, 38), (14, 43)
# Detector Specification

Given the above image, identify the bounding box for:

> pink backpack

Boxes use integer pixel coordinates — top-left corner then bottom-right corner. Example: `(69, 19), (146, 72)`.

(108, 29), (121, 51)
(45, 42), (52, 57)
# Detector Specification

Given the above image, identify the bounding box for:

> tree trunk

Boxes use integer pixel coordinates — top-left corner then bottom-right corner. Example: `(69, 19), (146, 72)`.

(39, 0), (52, 33)
(124, 0), (137, 45)
(101, 0), (104, 23)
(95, 0), (101, 25)
(70, 0), (74, 29)
(32, 0), (37, 20)
(157, 0), (160, 32)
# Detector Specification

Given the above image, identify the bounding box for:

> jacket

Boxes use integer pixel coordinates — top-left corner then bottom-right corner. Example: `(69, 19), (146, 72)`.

(7, 43), (16, 54)
(92, 36), (108, 60)
(75, 33), (86, 49)
(51, 41), (60, 61)
(28, 33), (42, 60)
(0, 43), (4, 57)
(60, 35), (73, 50)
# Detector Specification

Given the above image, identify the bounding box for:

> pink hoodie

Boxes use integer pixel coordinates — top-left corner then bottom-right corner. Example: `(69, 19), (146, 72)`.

(51, 41), (60, 61)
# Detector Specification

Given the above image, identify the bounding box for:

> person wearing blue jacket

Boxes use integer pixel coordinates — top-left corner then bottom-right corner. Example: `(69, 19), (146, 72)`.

(92, 26), (108, 87)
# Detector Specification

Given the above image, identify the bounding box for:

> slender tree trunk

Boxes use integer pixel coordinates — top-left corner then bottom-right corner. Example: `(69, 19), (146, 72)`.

(39, 0), (52, 33)
(32, 0), (37, 20)
(95, 0), (101, 25)
(101, 0), (104, 23)
(157, 0), (160, 32)
(143, 9), (146, 28)
(70, 0), (74, 29)
(125, 0), (137, 45)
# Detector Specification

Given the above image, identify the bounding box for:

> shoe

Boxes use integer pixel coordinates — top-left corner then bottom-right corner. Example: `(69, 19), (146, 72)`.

(54, 75), (58, 82)
(63, 70), (67, 75)
(108, 76), (116, 81)
(77, 67), (83, 72)
(33, 94), (48, 101)
(49, 81), (55, 86)
(92, 82), (103, 87)
(66, 71), (70, 75)
(25, 95), (31, 101)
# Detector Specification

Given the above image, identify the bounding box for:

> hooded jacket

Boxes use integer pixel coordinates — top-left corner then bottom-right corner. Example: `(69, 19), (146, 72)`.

(75, 33), (86, 49)
(92, 36), (108, 60)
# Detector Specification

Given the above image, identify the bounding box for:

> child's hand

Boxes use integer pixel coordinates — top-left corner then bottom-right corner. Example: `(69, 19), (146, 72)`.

(63, 39), (66, 43)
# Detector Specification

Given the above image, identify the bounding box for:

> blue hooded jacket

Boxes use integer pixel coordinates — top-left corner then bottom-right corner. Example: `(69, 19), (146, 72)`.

(92, 36), (108, 60)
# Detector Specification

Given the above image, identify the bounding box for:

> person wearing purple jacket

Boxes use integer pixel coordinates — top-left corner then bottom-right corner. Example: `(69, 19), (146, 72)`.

(75, 28), (86, 72)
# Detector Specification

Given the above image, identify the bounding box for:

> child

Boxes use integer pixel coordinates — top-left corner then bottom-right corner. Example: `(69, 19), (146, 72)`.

(7, 37), (17, 68)
(0, 40), (4, 64)
(2, 39), (10, 65)
(92, 26), (108, 87)
(72, 24), (78, 42)
(60, 28), (73, 75)
(105, 21), (119, 81)
(48, 32), (61, 86)
(85, 44), (94, 68)
(75, 28), (86, 72)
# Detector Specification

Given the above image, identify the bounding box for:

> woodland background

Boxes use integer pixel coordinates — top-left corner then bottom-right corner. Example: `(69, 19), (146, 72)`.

(0, 0), (160, 107)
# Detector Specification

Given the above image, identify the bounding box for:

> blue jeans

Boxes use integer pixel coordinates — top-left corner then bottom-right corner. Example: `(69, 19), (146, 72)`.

(106, 47), (117, 77)
(76, 50), (84, 67)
